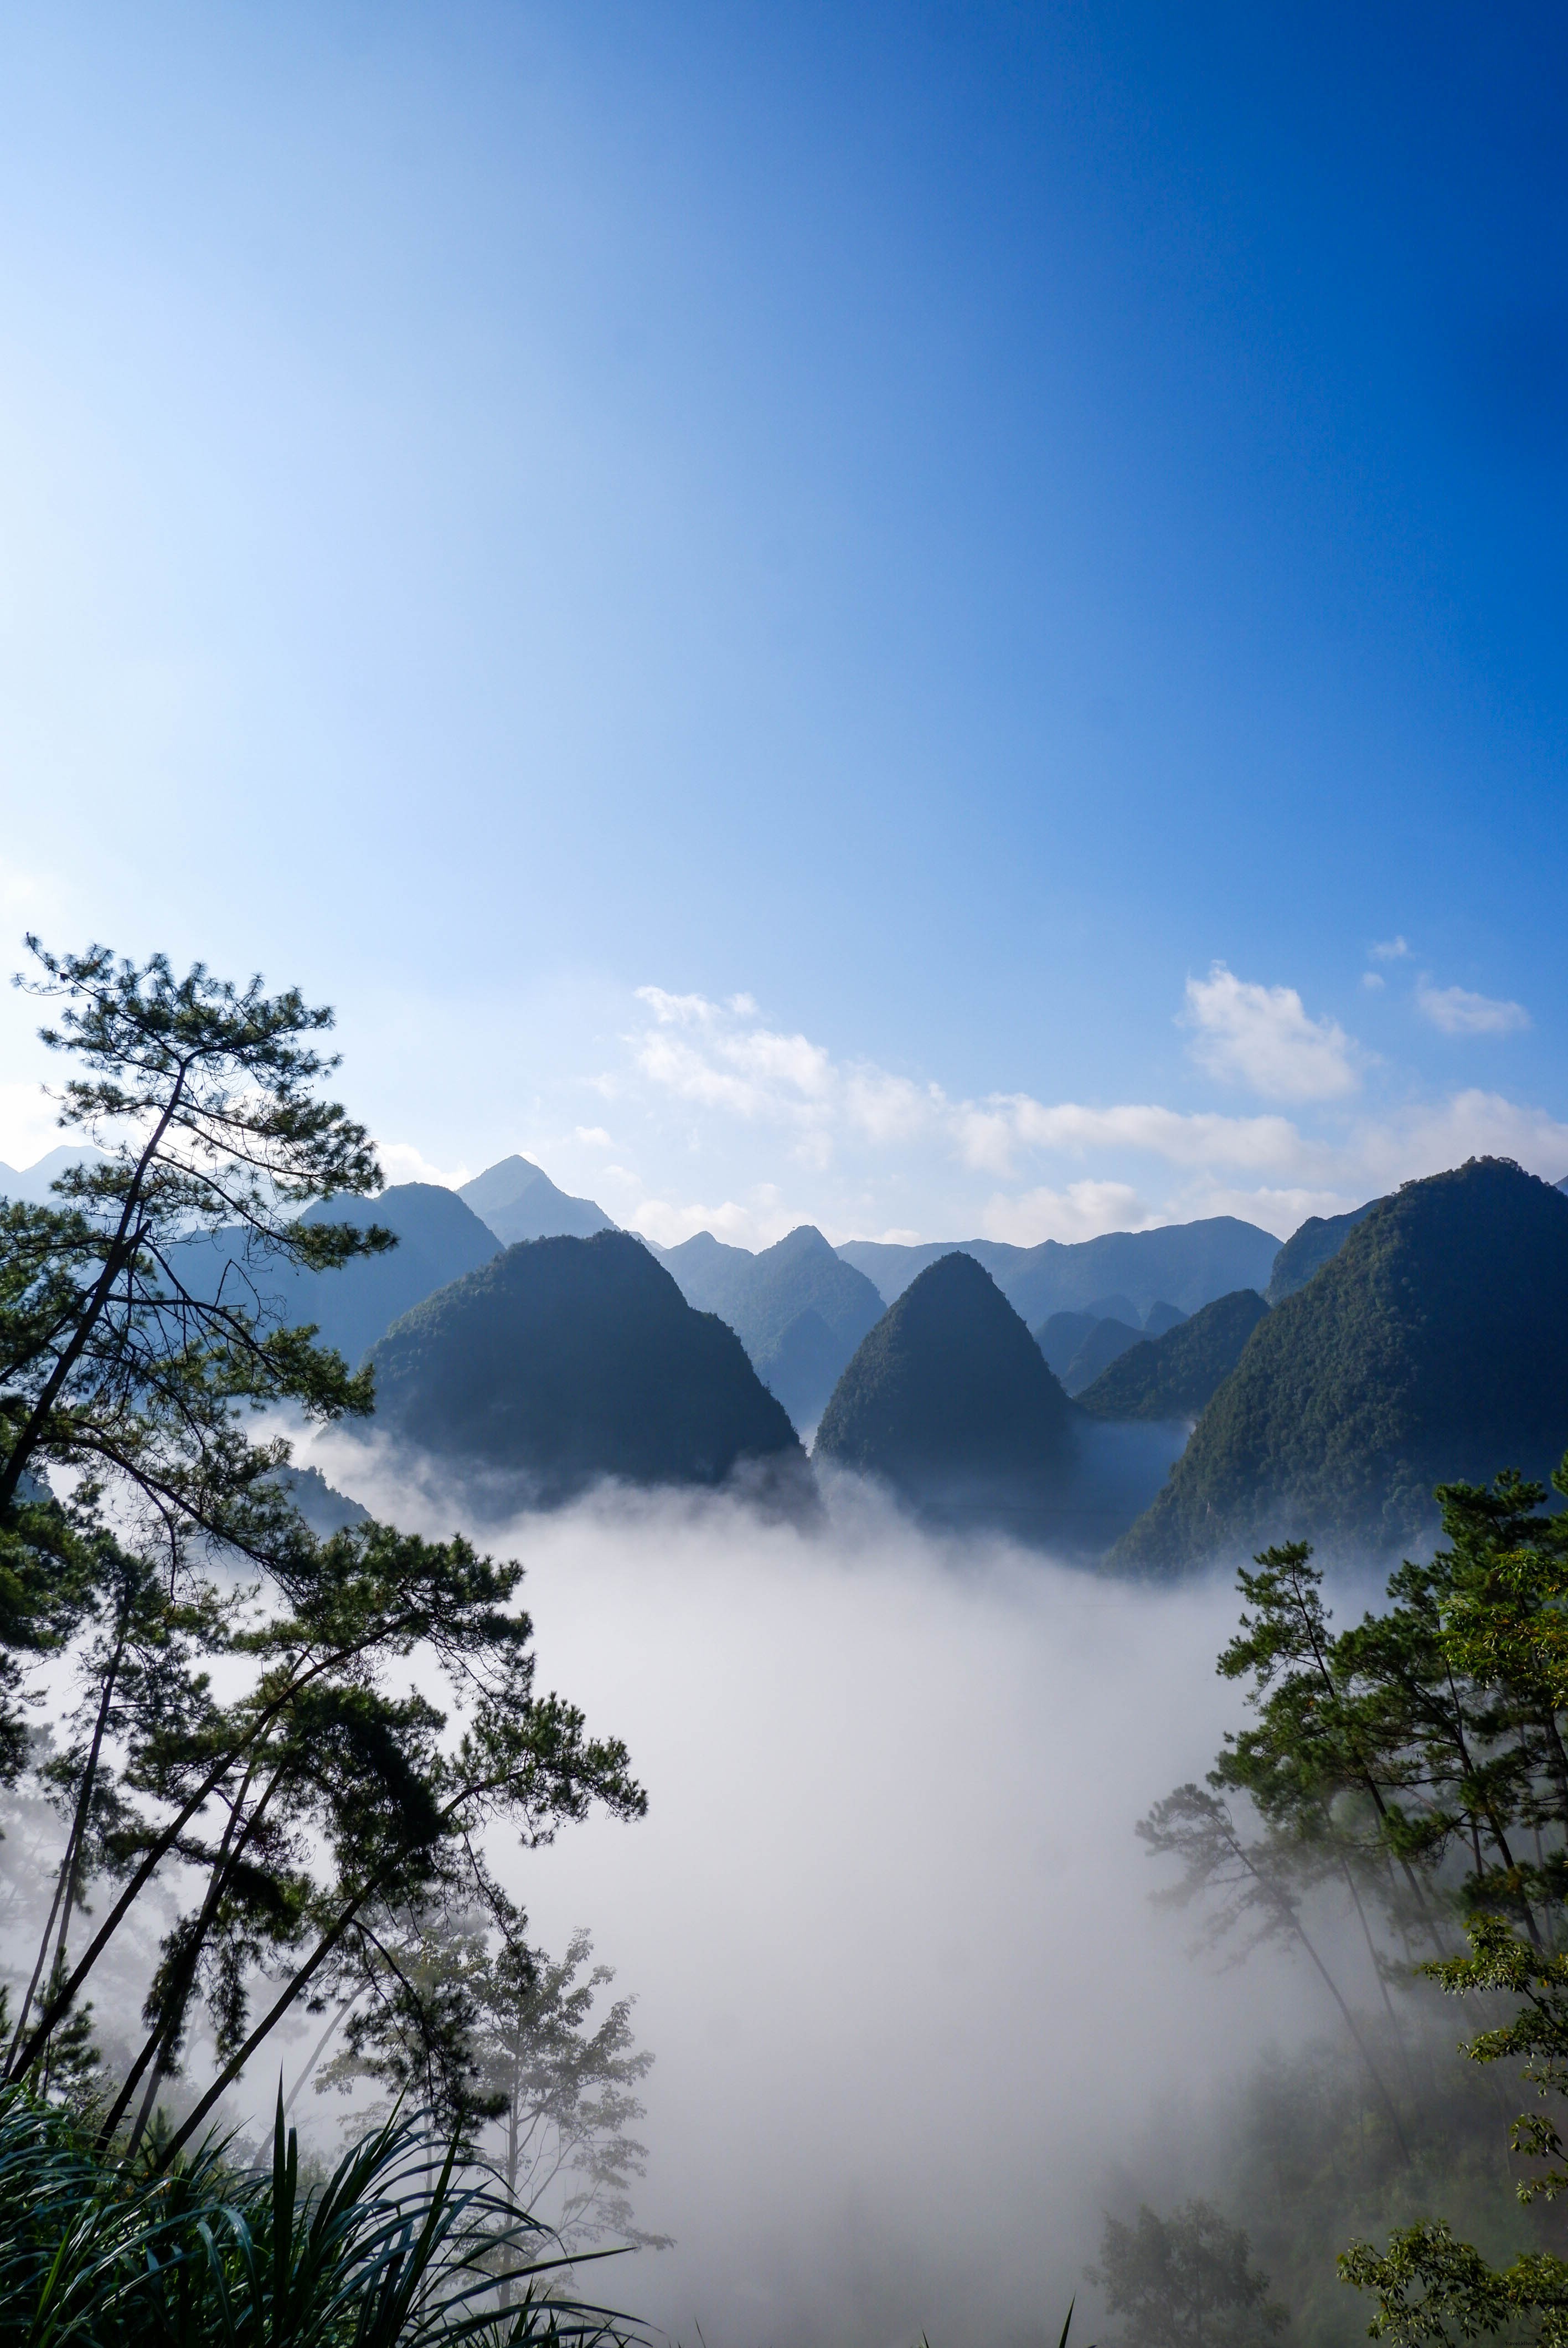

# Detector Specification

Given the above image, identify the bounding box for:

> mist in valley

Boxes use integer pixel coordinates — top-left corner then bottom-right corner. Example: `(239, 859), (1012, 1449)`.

(263, 1436), (1404, 2348)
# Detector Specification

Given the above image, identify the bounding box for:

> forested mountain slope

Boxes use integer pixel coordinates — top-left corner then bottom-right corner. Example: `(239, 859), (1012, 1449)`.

(1109, 1160), (1568, 1575)
(1060, 1316), (1146, 1395)
(364, 1230), (808, 1510)
(814, 1251), (1079, 1541)
(1076, 1288), (1269, 1422)
(1266, 1198), (1381, 1303)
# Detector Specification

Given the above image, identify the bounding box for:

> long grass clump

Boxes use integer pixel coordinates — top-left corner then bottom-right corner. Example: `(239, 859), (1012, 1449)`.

(0, 2085), (638, 2346)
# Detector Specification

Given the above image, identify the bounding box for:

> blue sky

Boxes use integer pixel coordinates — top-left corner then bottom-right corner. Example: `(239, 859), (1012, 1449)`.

(1, 3), (1565, 1244)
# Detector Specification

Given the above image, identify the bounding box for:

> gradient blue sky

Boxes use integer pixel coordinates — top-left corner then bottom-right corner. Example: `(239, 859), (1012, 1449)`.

(1, 3), (1565, 1244)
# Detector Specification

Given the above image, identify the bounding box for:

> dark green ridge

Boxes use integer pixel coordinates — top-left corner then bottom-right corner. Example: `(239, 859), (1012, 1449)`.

(1075, 1288), (1270, 1423)
(363, 1229), (808, 1513)
(1107, 1159), (1568, 1578)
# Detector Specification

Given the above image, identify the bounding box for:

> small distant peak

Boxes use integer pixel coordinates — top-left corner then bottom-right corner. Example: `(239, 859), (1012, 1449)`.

(767, 1224), (834, 1261)
(458, 1155), (548, 1217)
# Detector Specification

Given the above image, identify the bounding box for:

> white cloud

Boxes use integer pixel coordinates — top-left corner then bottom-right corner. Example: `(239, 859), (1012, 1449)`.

(0, 1083), (64, 1173)
(626, 1192), (802, 1250)
(614, 983), (1568, 1250)
(1371, 936), (1410, 961)
(630, 988), (1321, 1181)
(376, 1141), (471, 1189)
(986, 1095), (1314, 1175)
(631, 986), (942, 1168)
(1416, 981), (1530, 1037)
(573, 1125), (613, 1147)
(1182, 964), (1360, 1101)
(1361, 971), (1385, 991)
(979, 1181), (1160, 1246)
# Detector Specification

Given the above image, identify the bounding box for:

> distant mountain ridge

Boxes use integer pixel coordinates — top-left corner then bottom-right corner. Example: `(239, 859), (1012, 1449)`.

(167, 1182), (502, 1368)
(1266, 1199), (1381, 1304)
(652, 1224), (884, 1429)
(0, 1144), (111, 1203)
(837, 1216), (1278, 1321)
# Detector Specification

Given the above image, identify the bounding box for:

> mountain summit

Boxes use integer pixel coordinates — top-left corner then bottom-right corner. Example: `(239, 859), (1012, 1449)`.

(1110, 1159), (1568, 1575)
(364, 1229), (807, 1511)
(458, 1156), (615, 1246)
(814, 1250), (1077, 1539)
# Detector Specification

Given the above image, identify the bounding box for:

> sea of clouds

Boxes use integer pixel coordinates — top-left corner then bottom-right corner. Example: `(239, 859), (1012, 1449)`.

(290, 1441), (1373, 2348)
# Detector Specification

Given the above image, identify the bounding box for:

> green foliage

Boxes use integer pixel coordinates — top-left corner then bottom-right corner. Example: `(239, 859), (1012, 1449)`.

(1111, 1160), (1568, 1576)
(364, 1231), (806, 1506)
(317, 1913), (669, 2257)
(0, 2083), (639, 2344)
(1089, 2201), (1287, 2348)
(170, 1183), (502, 1373)
(1077, 1291), (1270, 1424)
(1144, 1464), (1568, 2345)
(0, 944), (646, 2148)
(0, 939), (397, 1577)
(1211, 2017), (1530, 2348)
(814, 1250), (1076, 1532)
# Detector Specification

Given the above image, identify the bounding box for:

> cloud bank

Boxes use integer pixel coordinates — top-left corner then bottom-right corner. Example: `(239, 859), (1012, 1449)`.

(292, 1451), (1353, 2348)
(589, 979), (1568, 1248)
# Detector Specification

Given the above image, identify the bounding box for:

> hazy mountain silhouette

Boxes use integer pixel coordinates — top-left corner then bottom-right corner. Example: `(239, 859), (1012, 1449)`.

(167, 1182), (501, 1368)
(0, 1144), (110, 1203)
(1110, 1160), (1568, 1576)
(1035, 1310), (1102, 1380)
(814, 1252), (1078, 1542)
(1142, 1301), (1188, 1337)
(655, 1224), (884, 1429)
(1061, 1316), (1146, 1396)
(271, 1464), (370, 1536)
(459, 1155), (615, 1245)
(1076, 1289), (1269, 1422)
(363, 1230), (809, 1512)
(1266, 1198), (1381, 1304)
(838, 1216), (1278, 1320)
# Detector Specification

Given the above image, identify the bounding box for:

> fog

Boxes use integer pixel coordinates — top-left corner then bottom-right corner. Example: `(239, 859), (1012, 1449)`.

(291, 1439), (1360, 2348)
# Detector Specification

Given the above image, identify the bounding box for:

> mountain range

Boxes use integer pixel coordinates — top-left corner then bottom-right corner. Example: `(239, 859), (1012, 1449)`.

(1075, 1289), (1270, 1422)
(837, 1215), (1278, 1320)
(13, 1136), (1566, 1572)
(167, 1183), (503, 1369)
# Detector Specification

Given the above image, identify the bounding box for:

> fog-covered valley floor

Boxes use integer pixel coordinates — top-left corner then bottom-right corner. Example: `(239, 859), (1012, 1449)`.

(287, 1439), (1363, 2348)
